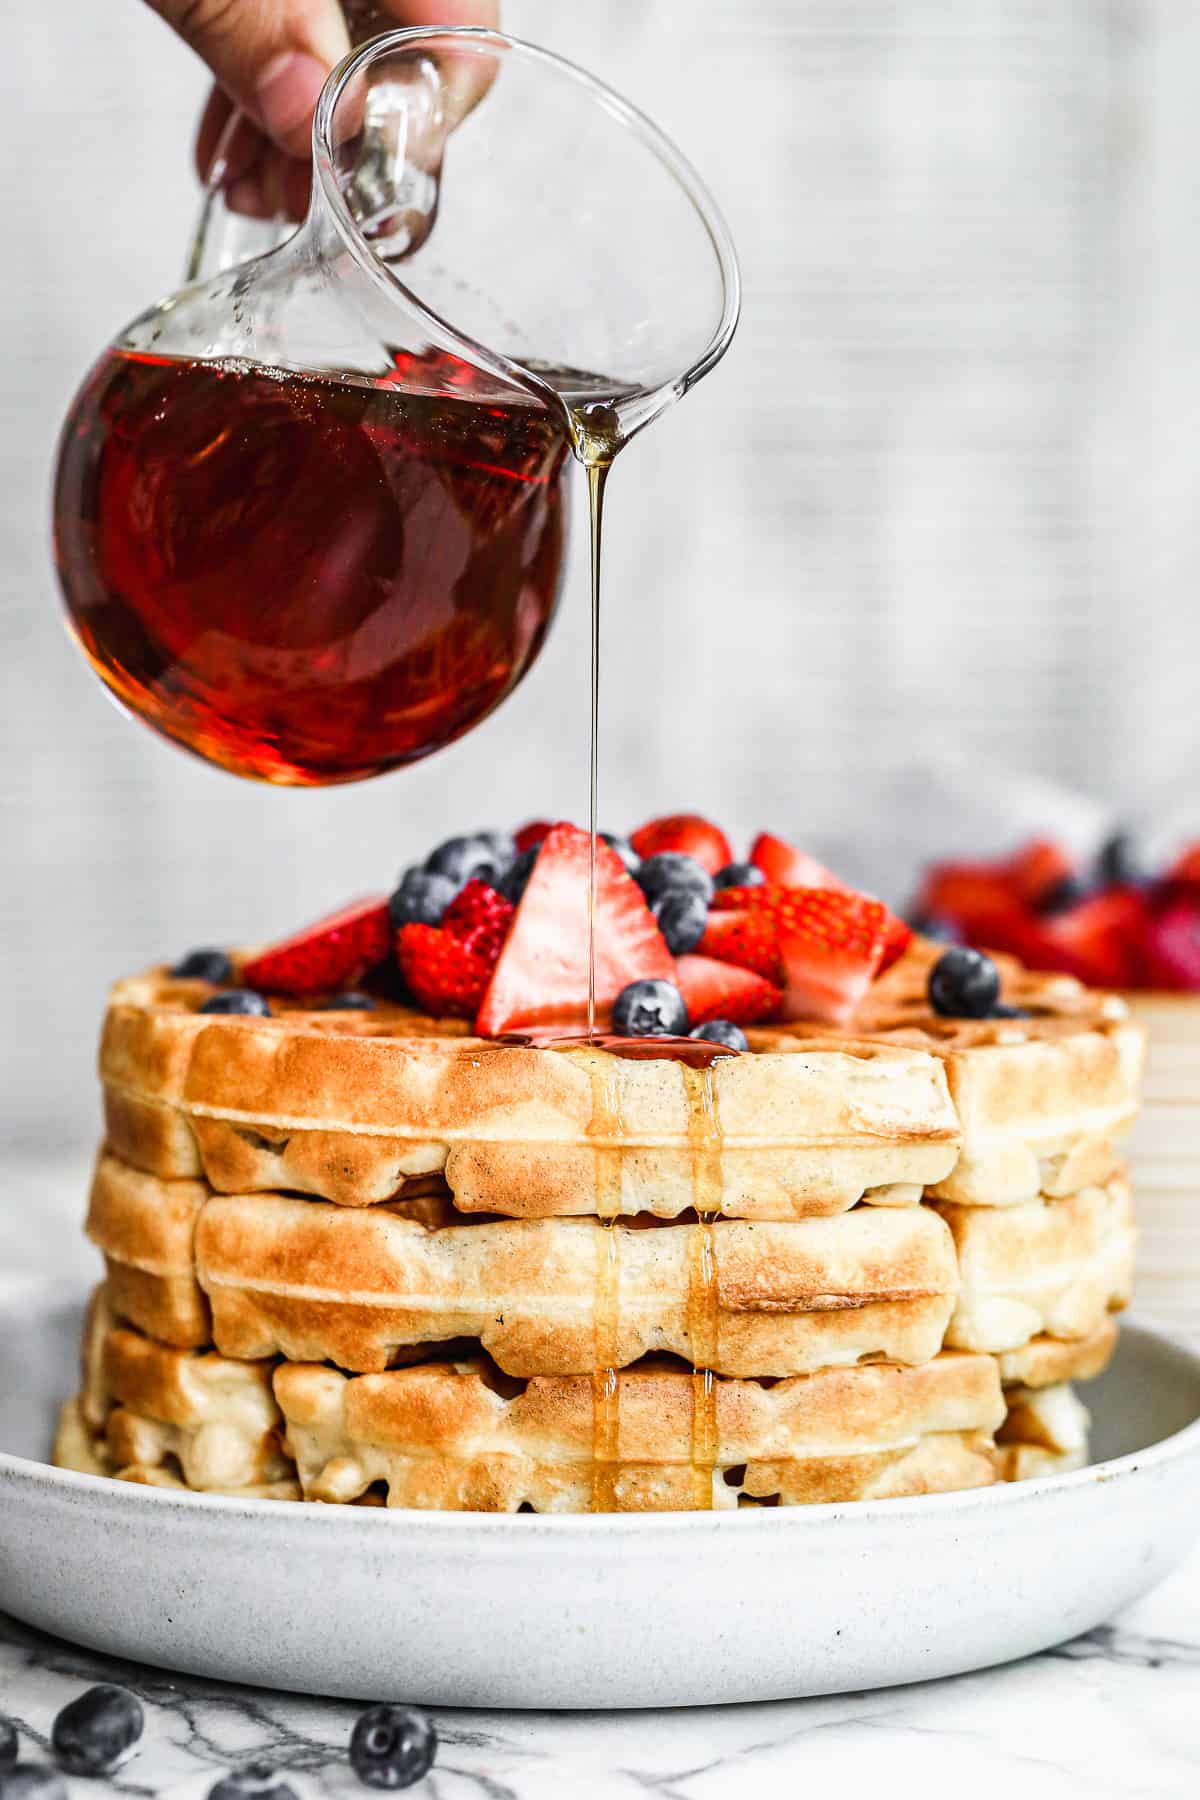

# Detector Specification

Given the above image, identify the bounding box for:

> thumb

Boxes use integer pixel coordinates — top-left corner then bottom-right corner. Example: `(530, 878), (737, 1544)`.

(144, 0), (351, 158)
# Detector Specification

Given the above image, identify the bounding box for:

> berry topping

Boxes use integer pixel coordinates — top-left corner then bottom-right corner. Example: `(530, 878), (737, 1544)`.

(477, 825), (674, 1035)
(1043, 888), (1148, 987)
(170, 948), (233, 983)
(690, 1018), (749, 1051)
(0, 1720), (17, 1772)
(496, 845), (538, 906)
(1142, 902), (1200, 990)
(907, 911), (960, 944)
(749, 832), (842, 890)
(349, 1704), (438, 1792)
(696, 909), (783, 983)
(1037, 873), (1090, 916)
(318, 992), (377, 1010)
(1008, 839), (1077, 909)
(242, 898), (391, 995)
(442, 879), (515, 967)
(713, 861), (765, 890)
(514, 819), (557, 853)
(675, 954), (782, 1026)
(601, 831), (642, 874)
(396, 924), (493, 1019)
(612, 978), (690, 1037)
(769, 889), (889, 1025)
(877, 911), (914, 973)
(426, 833), (507, 886)
(389, 868), (457, 930)
(199, 990), (272, 1016)
(653, 889), (709, 955)
(630, 813), (733, 875)
(51, 1686), (143, 1777)
(476, 829), (516, 866)
(928, 947), (1001, 1019)
(208, 1765), (299, 1800)
(1096, 831), (1143, 888)
(1, 1767), (66, 1799)
(636, 852), (715, 907)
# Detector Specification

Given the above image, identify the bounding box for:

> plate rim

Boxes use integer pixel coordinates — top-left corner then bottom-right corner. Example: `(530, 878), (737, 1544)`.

(4, 1289), (1199, 1541)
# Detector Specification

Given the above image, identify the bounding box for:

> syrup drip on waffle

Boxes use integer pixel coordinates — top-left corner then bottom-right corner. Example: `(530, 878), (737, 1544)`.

(682, 1062), (723, 1509)
(576, 1047), (625, 1512)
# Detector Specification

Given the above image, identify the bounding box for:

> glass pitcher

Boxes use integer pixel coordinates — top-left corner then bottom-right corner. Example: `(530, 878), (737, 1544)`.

(52, 28), (740, 785)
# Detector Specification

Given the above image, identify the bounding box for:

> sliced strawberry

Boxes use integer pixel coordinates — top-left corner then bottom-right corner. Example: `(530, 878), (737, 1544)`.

(1042, 888), (1147, 989)
(241, 897), (391, 995)
(476, 823), (675, 1035)
(749, 831), (843, 890)
(1167, 844), (1200, 887)
(878, 912), (913, 973)
(514, 819), (558, 854)
(630, 813), (733, 876)
(1139, 901), (1200, 991)
(697, 910), (784, 983)
(442, 879), (514, 968)
(769, 889), (888, 1025)
(675, 954), (782, 1026)
(396, 924), (493, 1019)
(916, 863), (1019, 934)
(1006, 839), (1076, 908)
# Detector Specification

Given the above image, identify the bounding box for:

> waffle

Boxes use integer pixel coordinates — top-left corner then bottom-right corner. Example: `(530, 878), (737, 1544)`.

(273, 1347), (1004, 1511)
(994, 1318), (1118, 1390)
(932, 1176), (1135, 1353)
(995, 1384), (1091, 1481)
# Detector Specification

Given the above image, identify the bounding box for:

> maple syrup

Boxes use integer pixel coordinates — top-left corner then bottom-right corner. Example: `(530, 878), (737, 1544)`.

(53, 347), (570, 784)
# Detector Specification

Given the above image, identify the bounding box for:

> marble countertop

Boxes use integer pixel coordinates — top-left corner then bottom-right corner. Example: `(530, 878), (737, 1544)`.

(4, 1151), (1199, 1798)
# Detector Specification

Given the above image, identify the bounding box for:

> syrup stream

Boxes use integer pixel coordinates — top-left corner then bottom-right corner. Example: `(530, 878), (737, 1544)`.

(584, 458), (610, 1039)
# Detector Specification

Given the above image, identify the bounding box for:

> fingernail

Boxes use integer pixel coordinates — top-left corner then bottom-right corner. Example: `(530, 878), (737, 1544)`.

(256, 51), (328, 149)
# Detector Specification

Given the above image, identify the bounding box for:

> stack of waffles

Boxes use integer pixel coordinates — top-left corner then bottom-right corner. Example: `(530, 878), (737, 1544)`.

(55, 948), (1142, 1511)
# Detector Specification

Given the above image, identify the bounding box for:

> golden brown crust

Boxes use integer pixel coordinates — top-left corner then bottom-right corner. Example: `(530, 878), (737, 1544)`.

(86, 1154), (210, 1347)
(994, 1320), (1118, 1389)
(995, 1382), (1091, 1481)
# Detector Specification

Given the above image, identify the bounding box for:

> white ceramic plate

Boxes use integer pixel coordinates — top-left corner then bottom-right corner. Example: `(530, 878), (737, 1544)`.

(2, 1282), (1198, 1710)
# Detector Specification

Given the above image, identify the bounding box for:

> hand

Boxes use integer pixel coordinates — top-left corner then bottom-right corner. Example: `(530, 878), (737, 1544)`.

(142, 1), (500, 218)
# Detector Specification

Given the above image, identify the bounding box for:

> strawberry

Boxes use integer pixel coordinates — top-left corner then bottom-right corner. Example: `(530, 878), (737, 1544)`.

(476, 823), (675, 1035)
(1006, 839), (1076, 908)
(1139, 901), (1200, 991)
(514, 819), (558, 854)
(630, 813), (733, 876)
(915, 863), (1018, 934)
(675, 955), (782, 1026)
(770, 888), (889, 1025)
(749, 831), (843, 890)
(396, 924), (494, 1019)
(697, 909), (784, 983)
(1042, 888), (1148, 989)
(878, 912), (913, 973)
(241, 897), (391, 995)
(442, 879), (514, 968)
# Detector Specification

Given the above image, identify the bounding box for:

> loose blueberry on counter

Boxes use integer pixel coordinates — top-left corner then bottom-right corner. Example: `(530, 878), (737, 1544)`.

(496, 844), (538, 905)
(425, 833), (505, 886)
(0, 1720), (18, 1771)
(207, 1763), (299, 1800)
(198, 989), (272, 1017)
(170, 948), (234, 983)
(713, 862), (764, 890)
(612, 978), (690, 1037)
(389, 868), (457, 930)
(1097, 830), (1143, 888)
(0, 1767), (67, 1799)
(928, 947), (1001, 1019)
(636, 852), (714, 907)
(653, 889), (709, 955)
(51, 1685), (143, 1777)
(601, 831), (642, 874)
(690, 1019), (749, 1051)
(1037, 873), (1089, 915)
(349, 1704), (438, 1791)
(319, 992), (378, 1010)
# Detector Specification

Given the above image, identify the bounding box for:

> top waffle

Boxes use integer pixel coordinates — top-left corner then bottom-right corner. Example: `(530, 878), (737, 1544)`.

(99, 949), (1143, 1219)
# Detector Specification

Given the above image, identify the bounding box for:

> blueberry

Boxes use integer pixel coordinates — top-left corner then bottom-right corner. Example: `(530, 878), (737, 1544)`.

(170, 948), (233, 983)
(653, 890), (708, 955)
(389, 868), (457, 930)
(928, 948), (1001, 1019)
(349, 1704), (438, 1791)
(474, 829), (516, 870)
(0, 1767), (66, 1799)
(907, 911), (959, 944)
(611, 979), (689, 1037)
(690, 1019), (748, 1051)
(1097, 831), (1143, 888)
(636, 853), (714, 907)
(0, 1721), (16, 1773)
(989, 1003), (1030, 1020)
(51, 1685), (143, 1777)
(713, 862), (764, 890)
(207, 1764), (299, 1800)
(319, 992), (377, 1010)
(198, 990), (271, 1017)
(1037, 874), (1089, 916)
(601, 832), (641, 875)
(496, 844), (538, 905)
(426, 834), (503, 886)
